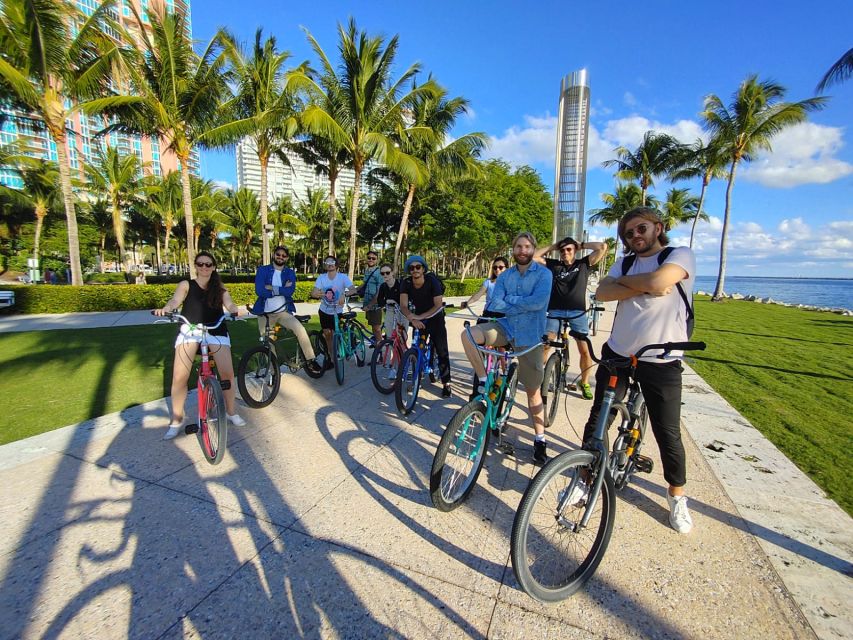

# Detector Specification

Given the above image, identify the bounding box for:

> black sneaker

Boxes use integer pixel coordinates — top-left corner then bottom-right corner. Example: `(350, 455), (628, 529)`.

(305, 359), (323, 376)
(533, 440), (548, 465)
(442, 385), (452, 398)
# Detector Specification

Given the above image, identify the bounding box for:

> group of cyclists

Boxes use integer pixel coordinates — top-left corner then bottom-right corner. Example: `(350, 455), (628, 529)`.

(154, 205), (698, 534)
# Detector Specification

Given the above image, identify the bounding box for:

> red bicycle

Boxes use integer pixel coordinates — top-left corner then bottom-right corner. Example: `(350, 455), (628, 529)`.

(155, 311), (237, 465)
(370, 301), (409, 394)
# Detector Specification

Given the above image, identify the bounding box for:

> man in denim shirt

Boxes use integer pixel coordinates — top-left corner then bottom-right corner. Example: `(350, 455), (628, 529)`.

(462, 232), (553, 464)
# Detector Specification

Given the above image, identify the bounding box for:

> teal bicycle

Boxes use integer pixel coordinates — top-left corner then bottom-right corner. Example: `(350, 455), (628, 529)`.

(429, 320), (541, 511)
(331, 295), (369, 385)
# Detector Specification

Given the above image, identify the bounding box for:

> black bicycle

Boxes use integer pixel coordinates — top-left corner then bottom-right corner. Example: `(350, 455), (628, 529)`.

(511, 333), (706, 602)
(237, 305), (325, 408)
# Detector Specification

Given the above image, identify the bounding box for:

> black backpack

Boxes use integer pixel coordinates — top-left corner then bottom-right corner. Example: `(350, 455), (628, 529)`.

(620, 247), (694, 338)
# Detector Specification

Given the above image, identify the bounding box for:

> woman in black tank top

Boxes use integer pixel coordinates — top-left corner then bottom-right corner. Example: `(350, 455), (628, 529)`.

(153, 251), (244, 440)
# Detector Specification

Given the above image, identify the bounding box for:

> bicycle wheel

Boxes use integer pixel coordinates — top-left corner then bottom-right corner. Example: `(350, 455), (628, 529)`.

(333, 333), (345, 385)
(199, 376), (228, 465)
(511, 450), (616, 602)
(542, 352), (562, 427)
(430, 400), (490, 511)
(351, 327), (367, 367)
(495, 362), (519, 429)
(311, 330), (328, 363)
(395, 348), (420, 415)
(236, 346), (280, 408)
(370, 338), (397, 394)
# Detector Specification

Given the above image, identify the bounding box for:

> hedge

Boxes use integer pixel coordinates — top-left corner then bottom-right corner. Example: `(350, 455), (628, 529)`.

(0, 278), (485, 314)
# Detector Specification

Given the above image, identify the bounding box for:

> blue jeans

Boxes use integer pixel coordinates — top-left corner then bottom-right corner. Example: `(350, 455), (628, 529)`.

(546, 309), (589, 335)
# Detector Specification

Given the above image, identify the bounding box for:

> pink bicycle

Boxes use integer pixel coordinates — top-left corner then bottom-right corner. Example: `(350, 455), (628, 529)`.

(154, 311), (237, 465)
(370, 301), (409, 394)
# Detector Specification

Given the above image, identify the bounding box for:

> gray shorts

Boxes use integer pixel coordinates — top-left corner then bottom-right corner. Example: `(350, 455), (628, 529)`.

(477, 322), (544, 391)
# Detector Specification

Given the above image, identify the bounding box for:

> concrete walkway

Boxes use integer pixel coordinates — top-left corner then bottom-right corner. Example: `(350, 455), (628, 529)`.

(0, 304), (850, 639)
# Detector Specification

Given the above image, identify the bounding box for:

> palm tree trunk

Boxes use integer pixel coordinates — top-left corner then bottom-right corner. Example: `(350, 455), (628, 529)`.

(154, 222), (162, 270)
(178, 158), (196, 278)
(347, 163), (362, 280)
(164, 222), (173, 267)
(33, 208), (46, 261)
(112, 197), (128, 271)
(393, 183), (416, 273)
(53, 134), (83, 285)
(259, 153), (270, 264)
(458, 251), (482, 282)
(327, 168), (338, 255)
(713, 161), (738, 300)
(689, 177), (710, 249)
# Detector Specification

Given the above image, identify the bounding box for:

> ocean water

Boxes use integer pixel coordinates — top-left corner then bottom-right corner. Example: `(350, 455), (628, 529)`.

(694, 276), (853, 311)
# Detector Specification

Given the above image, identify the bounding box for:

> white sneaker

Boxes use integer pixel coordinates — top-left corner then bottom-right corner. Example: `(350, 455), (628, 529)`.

(559, 480), (589, 507)
(667, 493), (693, 533)
(385, 367), (397, 380)
(228, 414), (246, 427)
(163, 424), (182, 440)
(315, 353), (325, 368)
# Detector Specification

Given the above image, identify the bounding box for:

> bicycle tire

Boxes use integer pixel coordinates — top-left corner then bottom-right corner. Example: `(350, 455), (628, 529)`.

(395, 348), (420, 415)
(542, 352), (562, 427)
(511, 450), (615, 602)
(370, 338), (397, 394)
(199, 376), (228, 465)
(352, 327), (367, 367)
(236, 345), (280, 408)
(614, 401), (648, 490)
(333, 333), (345, 385)
(495, 362), (519, 428)
(430, 400), (490, 511)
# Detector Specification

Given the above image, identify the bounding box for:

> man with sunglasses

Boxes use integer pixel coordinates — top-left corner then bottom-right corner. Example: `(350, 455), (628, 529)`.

(535, 237), (607, 399)
(312, 256), (355, 366)
(583, 207), (696, 533)
(400, 255), (452, 398)
(361, 250), (385, 345)
(251, 246), (323, 376)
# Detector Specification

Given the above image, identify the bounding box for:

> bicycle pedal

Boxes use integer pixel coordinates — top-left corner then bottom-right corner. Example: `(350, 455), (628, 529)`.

(634, 455), (654, 474)
(184, 424), (199, 435)
(566, 383), (577, 391)
(219, 380), (231, 391)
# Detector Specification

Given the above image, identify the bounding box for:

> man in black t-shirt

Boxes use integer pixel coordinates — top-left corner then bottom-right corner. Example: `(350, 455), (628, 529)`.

(400, 255), (452, 398)
(535, 236), (607, 399)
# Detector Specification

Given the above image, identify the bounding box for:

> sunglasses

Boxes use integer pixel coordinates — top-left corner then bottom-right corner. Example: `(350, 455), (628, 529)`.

(275, 253), (288, 258)
(409, 264), (424, 272)
(367, 256), (377, 260)
(380, 270), (392, 276)
(624, 223), (653, 240)
(195, 262), (214, 268)
(324, 261), (336, 266)
(493, 265), (506, 271)
(559, 246), (575, 253)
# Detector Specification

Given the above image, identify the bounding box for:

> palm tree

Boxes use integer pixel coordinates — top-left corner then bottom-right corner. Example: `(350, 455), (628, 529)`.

(16, 160), (62, 262)
(587, 182), (658, 227)
(214, 29), (304, 264)
(817, 47), (853, 92)
(0, 0), (133, 284)
(392, 83), (486, 271)
(299, 18), (434, 278)
(291, 187), (330, 271)
(87, 4), (231, 277)
(188, 177), (227, 254)
(603, 131), (684, 205)
(660, 188), (707, 231)
(142, 171), (182, 269)
(669, 138), (729, 247)
(84, 145), (146, 270)
(223, 187), (261, 266)
(82, 199), (115, 270)
(702, 75), (826, 299)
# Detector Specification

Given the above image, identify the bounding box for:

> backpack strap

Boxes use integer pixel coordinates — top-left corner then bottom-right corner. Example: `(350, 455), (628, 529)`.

(656, 247), (694, 329)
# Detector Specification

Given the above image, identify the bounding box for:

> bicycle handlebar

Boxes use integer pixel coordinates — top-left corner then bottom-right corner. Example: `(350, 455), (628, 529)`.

(568, 329), (705, 364)
(464, 323), (542, 359)
(152, 310), (238, 330)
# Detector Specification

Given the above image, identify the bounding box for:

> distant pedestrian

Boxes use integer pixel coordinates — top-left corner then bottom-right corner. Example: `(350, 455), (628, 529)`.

(43, 268), (53, 284)
(135, 271), (147, 285)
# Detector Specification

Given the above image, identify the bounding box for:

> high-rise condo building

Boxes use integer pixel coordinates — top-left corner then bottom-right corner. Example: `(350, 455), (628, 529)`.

(0, 0), (197, 189)
(236, 138), (374, 206)
(553, 69), (590, 243)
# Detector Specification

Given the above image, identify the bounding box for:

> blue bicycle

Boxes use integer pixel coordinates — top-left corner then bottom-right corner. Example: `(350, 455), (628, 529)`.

(394, 305), (446, 415)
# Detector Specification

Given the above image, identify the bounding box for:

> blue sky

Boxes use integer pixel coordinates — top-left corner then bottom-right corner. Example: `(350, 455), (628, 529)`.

(194, 0), (853, 278)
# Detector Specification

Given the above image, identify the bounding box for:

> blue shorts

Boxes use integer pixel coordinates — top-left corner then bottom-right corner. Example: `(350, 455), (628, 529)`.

(546, 309), (588, 336)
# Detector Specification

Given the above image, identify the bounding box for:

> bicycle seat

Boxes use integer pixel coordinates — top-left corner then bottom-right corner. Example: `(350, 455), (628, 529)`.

(294, 314), (311, 324)
(340, 311), (357, 320)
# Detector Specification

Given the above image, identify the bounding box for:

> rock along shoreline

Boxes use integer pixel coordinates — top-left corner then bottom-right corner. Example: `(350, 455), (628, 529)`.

(696, 291), (853, 316)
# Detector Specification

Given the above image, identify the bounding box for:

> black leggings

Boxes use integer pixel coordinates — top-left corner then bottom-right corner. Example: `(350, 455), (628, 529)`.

(583, 343), (687, 487)
(423, 315), (451, 385)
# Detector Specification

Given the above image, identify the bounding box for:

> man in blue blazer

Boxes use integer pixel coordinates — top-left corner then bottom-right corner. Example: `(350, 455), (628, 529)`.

(252, 246), (323, 375)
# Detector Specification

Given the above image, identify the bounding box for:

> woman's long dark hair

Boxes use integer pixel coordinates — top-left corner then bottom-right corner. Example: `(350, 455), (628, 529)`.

(196, 251), (226, 310)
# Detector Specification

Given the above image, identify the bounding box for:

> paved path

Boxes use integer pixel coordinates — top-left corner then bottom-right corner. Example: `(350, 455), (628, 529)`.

(0, 304), (850, 639)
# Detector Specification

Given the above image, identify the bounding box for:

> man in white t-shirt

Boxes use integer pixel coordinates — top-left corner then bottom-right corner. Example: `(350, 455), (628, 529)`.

(582, 207), (697, 534)
(311, 256), (355, 366)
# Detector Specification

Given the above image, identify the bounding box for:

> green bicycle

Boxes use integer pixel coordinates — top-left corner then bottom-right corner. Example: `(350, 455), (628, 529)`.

(331, 296), (369, 385)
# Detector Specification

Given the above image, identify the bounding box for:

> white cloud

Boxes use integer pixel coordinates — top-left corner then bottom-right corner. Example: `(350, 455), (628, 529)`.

(212, 180), (233, 192)
(623, 91), (637, 107)
(740, 122), (853, 188)
(602, 116), (704, 148)
(485, 115), (556, 166)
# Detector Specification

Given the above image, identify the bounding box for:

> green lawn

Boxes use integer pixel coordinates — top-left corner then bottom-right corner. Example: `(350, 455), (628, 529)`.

(0, 318), (321, 445)
(689, 297), (853, 516)
(1, 301), (851, 516)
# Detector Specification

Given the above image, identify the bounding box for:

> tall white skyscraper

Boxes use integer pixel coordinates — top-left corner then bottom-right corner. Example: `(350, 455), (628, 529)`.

(553, 69), (591, 242)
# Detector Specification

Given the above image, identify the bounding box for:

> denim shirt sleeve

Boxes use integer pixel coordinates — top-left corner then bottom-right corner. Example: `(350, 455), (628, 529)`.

(505, 269), (552, 311)
(280, 268), (296, 299)
(255, 265), (271, 299)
